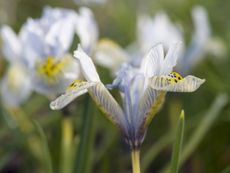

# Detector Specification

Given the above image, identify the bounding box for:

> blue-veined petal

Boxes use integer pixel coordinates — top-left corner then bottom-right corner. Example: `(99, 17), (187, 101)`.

(88, 82), (125, 127)
(138, 87), (166, 129)
(140, 44), (164, 78)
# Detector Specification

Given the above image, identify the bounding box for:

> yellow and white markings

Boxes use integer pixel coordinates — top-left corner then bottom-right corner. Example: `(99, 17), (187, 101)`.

(37, 56), (66, 83)
(50, 79), (96, 110)
(166, 72), (183, 84)
(150, 72), (205, 92)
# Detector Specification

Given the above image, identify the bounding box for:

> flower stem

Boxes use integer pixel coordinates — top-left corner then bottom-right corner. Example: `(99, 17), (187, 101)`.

(61, 116), (74, 173)
(131, 149), (141, 173)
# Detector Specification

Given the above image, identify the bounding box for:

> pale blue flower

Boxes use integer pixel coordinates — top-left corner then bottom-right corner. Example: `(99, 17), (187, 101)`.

(51, 43), (205, 149)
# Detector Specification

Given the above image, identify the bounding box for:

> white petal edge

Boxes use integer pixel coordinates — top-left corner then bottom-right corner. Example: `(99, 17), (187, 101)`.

(50, 81), (97, 110)
(149, 75), (205, 92)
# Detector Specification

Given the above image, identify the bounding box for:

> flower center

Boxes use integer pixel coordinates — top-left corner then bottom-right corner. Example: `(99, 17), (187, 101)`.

(37, 56), (66, 82)
(166, 72), (183, 83)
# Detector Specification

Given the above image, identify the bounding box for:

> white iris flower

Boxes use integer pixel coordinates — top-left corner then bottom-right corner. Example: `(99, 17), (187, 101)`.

(19, 7), (81, 98)
(50, 43), (205, 149)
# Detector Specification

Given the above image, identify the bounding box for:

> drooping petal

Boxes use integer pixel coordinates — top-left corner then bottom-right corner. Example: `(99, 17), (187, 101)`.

(88, 82), (125, 127)
(0, 25), (21, 62)
(74, 45), (101, 82)
(149, 75), (205, 92)
(50, 80), (97, 110)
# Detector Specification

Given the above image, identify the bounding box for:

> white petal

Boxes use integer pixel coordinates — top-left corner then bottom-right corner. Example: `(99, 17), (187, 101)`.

(74, 45), (100, 82)
(76, 7), (98, 53)
(50, 81), (96, 110)
(93, 39), (129, 72)
(140, 44), (164, 77)
(44, 10), (77, 56)
(149, 75), (205, 92)
(137, 12), (183, 52)
(0, 25), (21, 62)
(162, 42), (182, 74)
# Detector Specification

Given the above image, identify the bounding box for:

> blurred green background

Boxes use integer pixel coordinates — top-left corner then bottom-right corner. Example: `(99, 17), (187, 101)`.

(0, 0), (230, 173)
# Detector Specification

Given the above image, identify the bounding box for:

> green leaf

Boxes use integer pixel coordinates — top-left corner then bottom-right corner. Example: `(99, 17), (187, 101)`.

(170, 110), (185, 173)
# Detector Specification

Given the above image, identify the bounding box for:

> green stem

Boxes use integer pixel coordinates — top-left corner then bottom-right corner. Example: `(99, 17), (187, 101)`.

(60, 116), (74, 173)
(131, 150), (141, 173)
(75, 96), (95, 173)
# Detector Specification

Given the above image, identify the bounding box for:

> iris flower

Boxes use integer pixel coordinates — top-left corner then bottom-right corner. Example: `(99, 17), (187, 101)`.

(137, 6), (211, 74)
(50, 42), (205, 172)
(17, 7), (82, 98)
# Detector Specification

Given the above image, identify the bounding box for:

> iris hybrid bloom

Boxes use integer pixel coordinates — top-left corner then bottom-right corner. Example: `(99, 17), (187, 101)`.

(51, 42), (205, 149)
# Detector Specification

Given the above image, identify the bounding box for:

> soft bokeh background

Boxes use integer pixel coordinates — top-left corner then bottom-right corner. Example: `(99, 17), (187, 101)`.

(0, 0), (230, 173)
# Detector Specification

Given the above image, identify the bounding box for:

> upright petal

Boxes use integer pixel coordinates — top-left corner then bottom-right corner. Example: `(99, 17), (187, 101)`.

(0, 25), (21, 62)
(74, 45), (101, 82)
(178, 6), (211, 73)
(140, 44), (164, 78)
(75, 7), (98, 53)
(161, 42), (182, 74)
(137, 12), (183, 52)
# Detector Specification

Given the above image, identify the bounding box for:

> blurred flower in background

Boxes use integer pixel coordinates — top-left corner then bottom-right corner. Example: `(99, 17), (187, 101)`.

(19, 6), (81, 98)
(0, 25), (31, 107)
